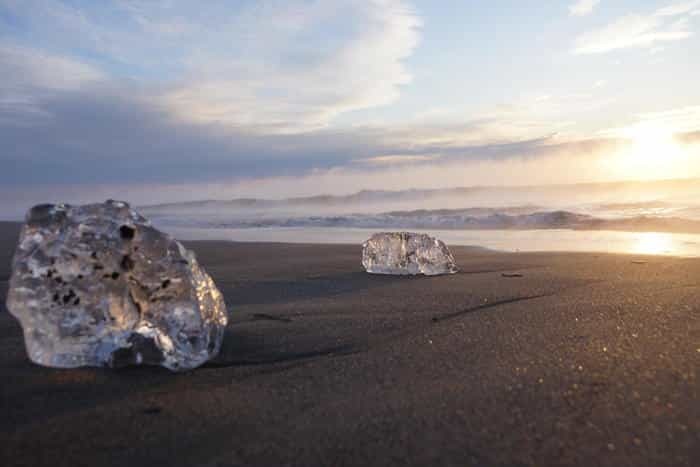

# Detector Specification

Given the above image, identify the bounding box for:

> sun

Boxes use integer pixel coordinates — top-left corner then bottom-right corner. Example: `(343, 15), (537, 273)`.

(630, 232), (674, 256)
(612, 124), (686, 179)
(627, 125), (682, 166)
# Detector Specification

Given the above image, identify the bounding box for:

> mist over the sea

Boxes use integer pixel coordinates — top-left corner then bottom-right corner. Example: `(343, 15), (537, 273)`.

(137, 178), (700, 256)
(141, 178), (700, 233)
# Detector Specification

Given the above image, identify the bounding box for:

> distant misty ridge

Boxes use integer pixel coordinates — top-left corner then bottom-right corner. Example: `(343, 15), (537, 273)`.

(139, 178), (700, 235)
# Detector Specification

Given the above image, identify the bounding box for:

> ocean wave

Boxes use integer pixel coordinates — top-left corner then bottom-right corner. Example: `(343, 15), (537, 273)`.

(149, 208), (700, 234)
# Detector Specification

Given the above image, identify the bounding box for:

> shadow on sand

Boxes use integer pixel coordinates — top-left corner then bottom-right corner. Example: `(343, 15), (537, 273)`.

(218, 271), (413, 306)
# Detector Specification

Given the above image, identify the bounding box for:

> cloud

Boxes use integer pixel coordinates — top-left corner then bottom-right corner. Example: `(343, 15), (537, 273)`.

(654, 1), (700, 16)
(573, 1), (699, 54)
(166, 1), (421, 132)
(0, 0), (421, 133)
(0, 81), (581, 189)
(613, 105), (700, 136)
(0, 44), (104, 124)
(0, 42), (648, 216)
(0, 56), (628, 190)
(0, 44), (103, 91)
(0, 132), (632, 220)
(0, 74), (697, 218)
(0, 38), (620, 196)
(353, 154), (441, 165)
(569, 0), (601, 17)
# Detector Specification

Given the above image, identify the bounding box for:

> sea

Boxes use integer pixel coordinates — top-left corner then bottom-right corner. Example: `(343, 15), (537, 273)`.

(140, 179), (700, 257)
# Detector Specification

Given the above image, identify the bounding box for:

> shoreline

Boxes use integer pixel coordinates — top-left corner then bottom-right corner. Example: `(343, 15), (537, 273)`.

(3, 220), (700, 258)
(167, 225), (700, 258)
(1, 221), (699, 466)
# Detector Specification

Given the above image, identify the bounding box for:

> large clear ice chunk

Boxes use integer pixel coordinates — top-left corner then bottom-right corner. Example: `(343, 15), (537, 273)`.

(6, 200), (228, 371)
(362, 232), (459, 276)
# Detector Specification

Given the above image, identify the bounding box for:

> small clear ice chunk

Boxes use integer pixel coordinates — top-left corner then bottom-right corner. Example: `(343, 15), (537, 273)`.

(362, 232), (459, 276)
(6, 200), (228, 371)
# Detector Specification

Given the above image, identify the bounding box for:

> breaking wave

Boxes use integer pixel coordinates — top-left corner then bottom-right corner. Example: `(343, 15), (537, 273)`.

(140, 180), (700, 234)
(146, 208), (700, 234)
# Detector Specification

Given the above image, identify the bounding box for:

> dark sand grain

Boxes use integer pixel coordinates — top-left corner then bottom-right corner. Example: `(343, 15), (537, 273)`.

(0, 221), (698, 467)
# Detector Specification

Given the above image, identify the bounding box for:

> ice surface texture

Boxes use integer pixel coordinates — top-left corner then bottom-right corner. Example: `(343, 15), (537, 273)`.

(362, 232), (459, 276)
(6, 200), (228, 371)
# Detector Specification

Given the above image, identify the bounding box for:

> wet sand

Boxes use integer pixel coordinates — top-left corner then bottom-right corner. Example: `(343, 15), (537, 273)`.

(0, 221), (698, 466)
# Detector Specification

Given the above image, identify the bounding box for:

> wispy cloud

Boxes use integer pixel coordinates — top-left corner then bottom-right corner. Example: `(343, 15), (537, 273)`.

(0, 42), (638, 203)
(0, 44), (104, 124)
(1, 77), (698, 217)
(569, 0), (601, 17)
(0, 0), (421, 133)
(353, 154), (441, 165)
(612, 105), (700, 136)
(0, 83), (577, 187)
(573, 1), (699, 54)
(0, 132), (632, 218)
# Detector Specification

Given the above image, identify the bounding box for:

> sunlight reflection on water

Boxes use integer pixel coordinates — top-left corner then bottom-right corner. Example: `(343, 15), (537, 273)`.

(630, 232), (675, 256)
(168, 227), (700, 257)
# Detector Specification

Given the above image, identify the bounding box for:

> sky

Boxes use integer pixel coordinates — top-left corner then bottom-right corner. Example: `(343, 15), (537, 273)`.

(1, 0), (699, 216)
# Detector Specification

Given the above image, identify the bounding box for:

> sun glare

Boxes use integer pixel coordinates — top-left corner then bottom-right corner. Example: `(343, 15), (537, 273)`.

(613, 124), (687, 179)
(630, 232), (674, 256)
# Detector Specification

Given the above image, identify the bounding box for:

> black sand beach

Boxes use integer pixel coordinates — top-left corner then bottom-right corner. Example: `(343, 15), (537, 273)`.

(1, 221), (698, 466)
